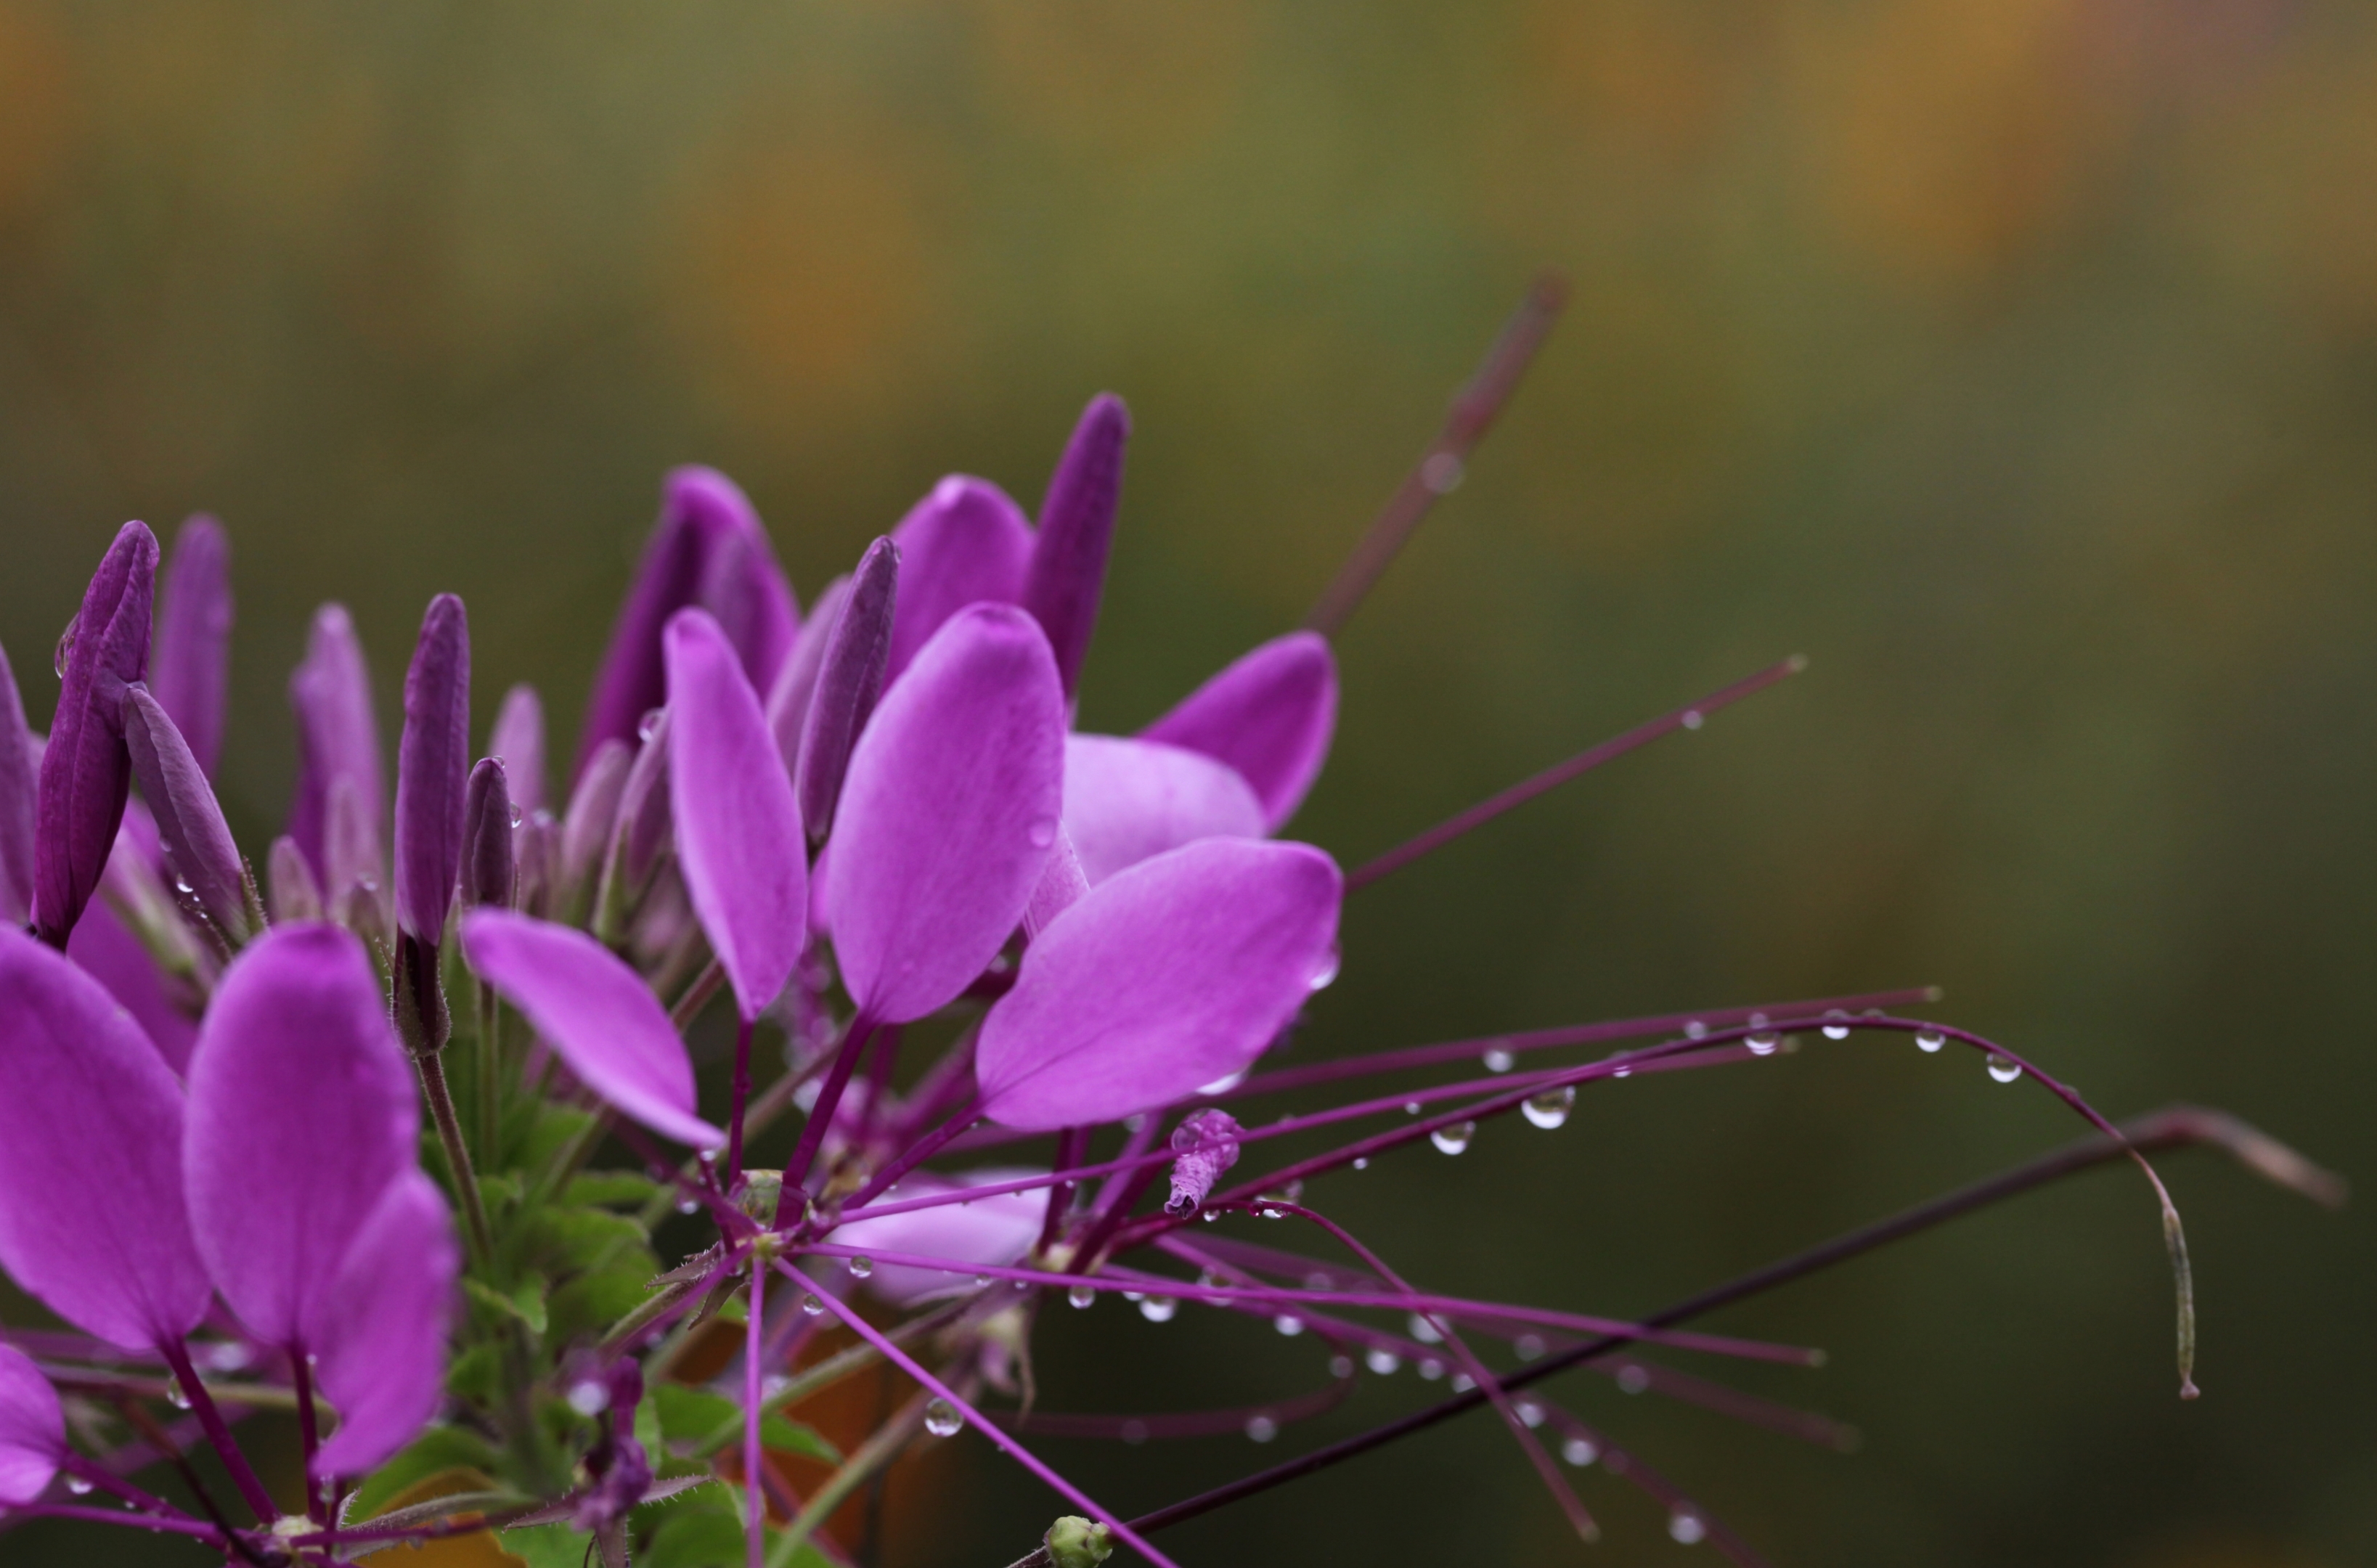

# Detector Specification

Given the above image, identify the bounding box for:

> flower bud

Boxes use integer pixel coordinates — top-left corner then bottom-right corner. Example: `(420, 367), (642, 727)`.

(462, 757), (515, 910)
(122, 685), (258, 943)
(1165, 1108), (1244, 1215)
(556, 738), (632, 924)
(1022, 394), (1128, 698)
(1043, 1516), (1114, 1568)
(486, 682), (545, 814)
(287, 603), (383, 883)
(395, 595), (470, 946)
(267, 835), (323, 924)
(796, 536), (898, 844)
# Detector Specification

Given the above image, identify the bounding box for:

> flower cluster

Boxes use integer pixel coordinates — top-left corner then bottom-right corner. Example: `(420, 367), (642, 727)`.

(0, 293), (2307, 1568)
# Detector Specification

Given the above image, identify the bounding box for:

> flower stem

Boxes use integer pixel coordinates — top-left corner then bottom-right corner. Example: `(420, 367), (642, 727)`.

(156, 1338), (279, 1525)
(417, 1051), (495, 1268)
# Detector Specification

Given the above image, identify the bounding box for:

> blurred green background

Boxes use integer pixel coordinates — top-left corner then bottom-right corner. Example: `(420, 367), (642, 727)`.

(1, 1), (2370, 1564)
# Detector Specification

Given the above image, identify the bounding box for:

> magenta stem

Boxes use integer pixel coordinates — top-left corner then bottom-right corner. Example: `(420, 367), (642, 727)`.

(0, 1503), (227, 1542)
(290, 1348), (322, 1522)
(156, 1338), (277, 1524)
(829, 1098), (982, 1220)
(744, 1254), (767, 1568)
(783, 1015), (876, 1201)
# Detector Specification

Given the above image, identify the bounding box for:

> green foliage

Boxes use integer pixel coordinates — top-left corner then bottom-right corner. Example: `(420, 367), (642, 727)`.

(344, 1426), (505, 1521)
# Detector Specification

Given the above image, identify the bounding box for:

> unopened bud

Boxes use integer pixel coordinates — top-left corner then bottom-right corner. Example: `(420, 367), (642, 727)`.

(1043, 1516), (1113, 1568)
(462, 757), (515, 909)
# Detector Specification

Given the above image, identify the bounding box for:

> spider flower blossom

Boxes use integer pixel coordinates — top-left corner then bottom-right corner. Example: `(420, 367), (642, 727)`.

(0, 340), (2261, 1568)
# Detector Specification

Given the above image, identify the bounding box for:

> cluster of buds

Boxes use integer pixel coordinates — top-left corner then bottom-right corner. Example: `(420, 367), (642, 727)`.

(0, 285), (2320, 1568)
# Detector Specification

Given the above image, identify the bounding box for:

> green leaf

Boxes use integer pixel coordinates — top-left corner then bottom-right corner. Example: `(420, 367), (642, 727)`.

(651, 1384), (740, 1447)
(445, 1342), (503, 1405)
(640, 1503), (746, 1568)
(566, 1171), (662, 1209)
(547, 1259), (662, 1342)
(345, 1425), (501, 1521)
(521, 1204), (651, 1277)
(758, 1416), (839, 1465)
(499, 1522), (595, 1567)
(462, 1276), (550, 1336)
(518, 1103), (598, 1175)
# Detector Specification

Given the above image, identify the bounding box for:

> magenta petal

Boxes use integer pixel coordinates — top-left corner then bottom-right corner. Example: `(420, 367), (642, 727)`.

(558, 737), (633, 904)
(184, 923), (418, 1349)
(884, 477), (1032, 682)
(795, 537), (898, 842)
(1021, 396), (1129, 698)
(309, 1169), (457, 1479)
(287, 603), (384, 881)
(664, 610), (807, 1019)
(0, 641), (36, 927)
(488, 682), (546, 814)
(462, 757), (515, 910)
(825, 603), (1065, 1025)
(35, 521), (159, 947)
(977, 838), (1342, 1130)
(460, 910), (725, 1148)
(578, 467), (797, 777)
(1061, 733), (1266, 886)
(0, 1342), (65, 1504)
(66, 894), (200, 1074)
(123, 686), (253, 942)
(151, 515), (233, 780)
(395, 595), (471, 944)
(766, 572), (849, 780)
(833, 1169), (1045, 1304)
(0, 926), (210, 1350)
(1141, 631), (1337, 830)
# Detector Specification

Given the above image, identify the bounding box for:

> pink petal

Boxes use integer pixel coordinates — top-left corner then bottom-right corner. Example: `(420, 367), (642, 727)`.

(65, 894), (199, 1074)
(286, 603), (383, 883)
(832, 1169), (1046, 1304)
(487, 682), (546, 814)
(1141, 632), (1337, 830)
(884, 477), (1032, 682)
(977, 839), (1342, 1130)
(1021, 396), (1128, 698)
(664, 609), (807, 1019)
(825, 604), (1064, 1024)
(183, 923), (419, 1350)
(0, 1342), (64, 1504)
(460, 910), (725, 1148)
(1061, 733), (1265, 886)
(310, 1169), (457, 1479)
(0, 927), (211, 1350)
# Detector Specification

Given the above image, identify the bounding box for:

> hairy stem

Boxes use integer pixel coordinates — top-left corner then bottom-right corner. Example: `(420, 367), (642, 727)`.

(417, 1052), (496, 1268)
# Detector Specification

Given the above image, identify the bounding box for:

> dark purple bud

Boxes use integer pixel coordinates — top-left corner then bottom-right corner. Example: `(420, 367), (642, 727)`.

(1021, 394), (1129, 699)
(556, 738), (632, 923)
(150, 515), (232, 780)
(394, 595), (470, 945)
(593, 712), (672, 938)
(462, 757), (515, 910)
(1165, 1108), (1243, 1215)
(287, 604), (383, 881)
(34, 522), (159, 947)
(765, 572), (849, 779)
(0, 643), (35, 928)
(267, 835), (323, 923)
(487, 683), (545, 814)
(514, 808), (558, 918)
(123, 686), (256, 943)
(324, 774), (389, 945)
(576, 467), (796, 779)
(796, 537), (899, 844)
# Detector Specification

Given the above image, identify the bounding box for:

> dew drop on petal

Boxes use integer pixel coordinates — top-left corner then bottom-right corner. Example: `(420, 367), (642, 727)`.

(801, 1293), (826, 1317)
(924, 1398), (963, 1438)
(1561, 1437), (1599, 1468)
(1197, 1069), (1248, 1095)
(1987, 1053), (2023, 1084)
(1273, 1314), (1304, 1337)
(1026, 817), (1058, 849)
(1430, 1121), (1475, 1156)
(1408, 1312), (1443, 1344)
(1745, 1032), (1781, 1056)
(1915, 1029), (1946, 1053)
(1068, 1284), (1097, 1310)
(1365, 1348), (1401, 1375)
(1822, 1009), (1852, 1040)
(1308, 947), (1341, 992)
(1139, 1296), (1178, 1323)
(1482, 1047), (1515, 1074)
(637, 709), (664, 743)
(1683, 1020), (1708, 1040)
(1417, 1357), (1446, 1380)
(847, 1256), (874, 1280)
(1244, 1414), (1279, 1443)
(1670, 1513), (1707, 1545)
(1522, 1087), (1574, 1130)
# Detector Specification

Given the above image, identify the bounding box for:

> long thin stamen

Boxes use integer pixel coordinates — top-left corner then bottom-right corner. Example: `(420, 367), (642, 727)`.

(155, 1339), (278, 1525)
(780, 1015), (878, 1205)
(725, 1014), (756, 1190)
(1305, 274), (1570, 637)
(1347, 656), (1805, 891)
(743, 1250), (766, 1568)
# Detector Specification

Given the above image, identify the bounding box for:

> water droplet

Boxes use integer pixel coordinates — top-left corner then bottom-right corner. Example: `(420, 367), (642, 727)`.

(1403, 1101), (1422, 1116)
(1351, 1156), (1370, 1170)
(1683, 1020), (1708, 1040)
(1123, 1112), (1146, 1133)
(1670, 1512), (1707, 1545)
(566, 1380), (611, 1416)
(1408, 1312), (1443, 1344)
(1611, 1065), (1631, 1079)
(1515, 1400), (1546, 1427)
(1325, 1354), (1354, 1379)
(801, 1293), (826, 1317)
(1915, 1029), (1946, 1053)
(1522, 1086), (1574, 1129)
(1365, 1348), (1401, 1375)
(1273, 1314), (1305, 1337)
(1121, 1419), (1149, 1445)
(166, 1382), (192, 1410)
(1745, 1032), (1781, 1057)
(923, 1398), (963, 1437)
(1139, 1296), (1177, 1323)
(202, 1342), (251, 1372)
(508, 804), (524, 828)
(1197, 1069), (1248, 1095)
(1987, 1053), (2023, 1084)
(171, 875), (195, 897)
(1449, 1373), (1477, 1393)
(1199, 1208), (1221, 1223)
(1026, 817), (1058, 849)
(1421, 452), (1465, 493)
(1430, 1121), (1475, 1156)
(847, 1256), (874, 1280)
(974, 1275), (992, 1289)
(1680, 709), (1704, 731)
(1561, 1436), (1599, 1467)
(1417, 1356), (1446, 1380)
(65, 1477), (93, 1495)
(1257, 1206), (1284, 1220)
(1616, 1365), (1650, 1394)
(1244, 1414), (1280, 1442)
(1308, 947), (1341, 991)
(676, 1198), (701, 1215)
(637, 709), (664, 743)
(1068, 1284), (1097, 1310)
(1482, 1047), (1515, 1074)
(1514, 1334), (1545, 1361)
(1822, 1009), (1851, 1040)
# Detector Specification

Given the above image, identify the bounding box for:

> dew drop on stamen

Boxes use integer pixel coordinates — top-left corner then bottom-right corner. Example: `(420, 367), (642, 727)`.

(1680, 709), (1704, 731)
(1916, 1029), (1946, 1053)
(65, 1477), (92, 1495)
(1515, 1400), (1546, 1427)
(1068, 1284), (1097, 1310)
(1670, 1513), (1707, 1545)
(923, 1398), (963, 1438)
(1514, 1334), (1545, 1361)
(974, 1275), (992, 1289)
(1987, 1053), (2023, 1084)
(676, 1198), (701, 1215)
(1417, 1356), (1446, 1380)
(1408, 1312), (1443, 1344)
(1561, 1436), (1599, 1467)
(1404, 1101), (1422, 1116)
(1449, 1373), (1476, 1392)
(1616, 1365), (1650, 1394)
(1365, 1348), (1400, 1375)
(1430, 1121), (1475, 1156)
(847, 1256), (873, 1280)
(1121, 1419), (1149, 1445)
(800, 1293), (826, 1317)
(1273, 1314), (1304, 1336)
(1822, 1009), (1852, 1040)
(1745, 1032), (1781, 1057)
(1257, 1206), (1284, 1220)
(1245, 1413), (1280, 1442)
(1352, 1156), (1370, 1170)
(636, 709), (664, 743)
(1522, 1087), (1574, 1129)
(1139, 1296), (1178, 1323)
(1482, 1047), (1515, 1074)
(1329, 1355), (1355, 1379)
(1683, 1020), (1708, 1040)
(566, 1380), (610, 1417)
(1421, 452), (1465, 493)
(1200, 1208), (1221, 1223)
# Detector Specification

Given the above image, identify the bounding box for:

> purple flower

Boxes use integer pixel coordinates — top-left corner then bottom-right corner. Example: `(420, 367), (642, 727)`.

(1141, 630), (1337, 830)
(463, 756), (516, 910)
(123, 685), (257, 943)
(309, 1169), (457, 1479)
(794, 536), (898, 844)
(832, 1169), (1046, 1304)
(488, 682), (547, 814)
(1021, 394), (1129, 698)
(884, 476), (1033, 683)
(764, 571), (850, 778)
(579, 466), (797, 777)
(1165, 1108), (1244, 1214)
(0, 640), (37, 928)
(1059, 733), (1265, 886)
(395, 594), (471, 947)
(287, 603), (384, 884)
(150, 514), (234, 781)
(34, 521), (158, 947)
(0, 1342), (64, 1504)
